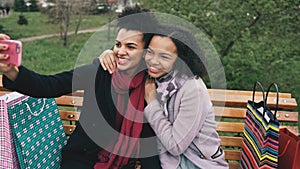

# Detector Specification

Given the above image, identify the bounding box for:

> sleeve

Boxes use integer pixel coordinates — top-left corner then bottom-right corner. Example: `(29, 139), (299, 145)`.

(144, 78), (212, 156)
(3, 62), (100, 98)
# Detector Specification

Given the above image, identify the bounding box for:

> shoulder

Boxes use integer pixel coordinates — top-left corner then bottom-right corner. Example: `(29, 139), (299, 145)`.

(181, 76), (208, 92)
(177, 76), (211, 102)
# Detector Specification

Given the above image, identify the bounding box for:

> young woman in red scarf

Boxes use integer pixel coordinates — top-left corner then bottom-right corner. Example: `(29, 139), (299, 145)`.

(0, 6), (161, 169)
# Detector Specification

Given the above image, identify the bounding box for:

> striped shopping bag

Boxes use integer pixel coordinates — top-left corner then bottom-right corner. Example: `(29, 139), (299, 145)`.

(240, 82), (280, 169)
(0, 98), (19, 169)
(6, 92), (67, 169)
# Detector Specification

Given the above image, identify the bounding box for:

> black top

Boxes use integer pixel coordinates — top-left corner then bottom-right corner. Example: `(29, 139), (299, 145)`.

(3, 60), (161, 169)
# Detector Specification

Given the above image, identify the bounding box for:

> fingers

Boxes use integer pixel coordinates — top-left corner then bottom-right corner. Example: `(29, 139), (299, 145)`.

(99, 50), (117, 74)
(145, 77), (156, 91)
(0, 34), (10, 40)
(145, 76), (155, 84)
(0, 62), (13, 73)
(0, 33), (9, 51)
(145, 77), (157, 104)
(106, 54), (117, 73)
(102, 54), (116, 74)
(99, 57), (106, 70)
(0, 53), (9, 59)
(0, 44), (9, 51)
(0, 63), (19, 81)
(0, 62), (10, 68)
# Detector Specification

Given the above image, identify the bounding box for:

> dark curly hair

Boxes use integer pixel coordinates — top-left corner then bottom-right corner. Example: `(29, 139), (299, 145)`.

(154, 24), (208, 78)
(116, 5), (158, 48)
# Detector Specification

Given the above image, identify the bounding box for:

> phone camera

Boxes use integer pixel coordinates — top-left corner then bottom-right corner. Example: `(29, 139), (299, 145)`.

(16, 44), (20, 54)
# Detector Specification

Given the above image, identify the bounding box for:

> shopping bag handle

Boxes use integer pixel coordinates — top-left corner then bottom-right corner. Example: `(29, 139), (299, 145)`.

(252, 81), (266, 110)
(278, 140), (291, 156)
(265, 83), (279, 116)
(25, 98), (46, 116)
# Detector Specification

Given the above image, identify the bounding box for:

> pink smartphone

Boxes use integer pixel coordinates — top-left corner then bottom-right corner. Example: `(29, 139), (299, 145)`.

(0, 40), (22, 66)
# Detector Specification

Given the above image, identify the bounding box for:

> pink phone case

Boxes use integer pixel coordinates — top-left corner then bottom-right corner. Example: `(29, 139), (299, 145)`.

(0, 40), (22, 66)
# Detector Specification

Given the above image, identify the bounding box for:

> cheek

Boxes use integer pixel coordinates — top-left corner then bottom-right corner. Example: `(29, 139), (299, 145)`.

(113, 48), (118, 55)
(162, 61), (175, 71)
(133, 51), (143, 59)
(144, 55), (150, 63)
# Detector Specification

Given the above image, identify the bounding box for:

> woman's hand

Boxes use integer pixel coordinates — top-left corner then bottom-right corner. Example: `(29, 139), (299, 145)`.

(145, 77), (157, 104)
(0, 33), (19, 81)
(0, 33), (10, 55)
(98, 49), (117, 74)
(0, 33), (10, 41)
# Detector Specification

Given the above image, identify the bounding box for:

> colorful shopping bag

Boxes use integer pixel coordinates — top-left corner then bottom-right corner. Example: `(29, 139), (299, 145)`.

(6, 92), (67, 169)
(278, 127), (300, 169)
(0, 97), (19, 169)
(240, 82), (280, 169)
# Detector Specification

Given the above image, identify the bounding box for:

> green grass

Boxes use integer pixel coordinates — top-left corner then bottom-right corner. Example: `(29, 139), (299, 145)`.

(1, 11), (113, 39)
(22, 33), (93, 74)
(22, 29), (116, 74)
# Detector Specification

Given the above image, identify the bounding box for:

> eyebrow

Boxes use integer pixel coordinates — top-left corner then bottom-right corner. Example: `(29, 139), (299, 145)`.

(115, 40), (138, 46)
(147, 47), (154, 52)
(148, 47), (172, 57)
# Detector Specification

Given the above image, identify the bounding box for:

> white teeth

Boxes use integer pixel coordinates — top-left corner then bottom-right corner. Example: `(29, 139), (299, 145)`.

(118, 58), (128, 64)
(150, 67), (159, 70)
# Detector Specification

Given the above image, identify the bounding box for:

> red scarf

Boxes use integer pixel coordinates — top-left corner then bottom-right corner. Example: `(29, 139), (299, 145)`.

(94, 69), (145, 169)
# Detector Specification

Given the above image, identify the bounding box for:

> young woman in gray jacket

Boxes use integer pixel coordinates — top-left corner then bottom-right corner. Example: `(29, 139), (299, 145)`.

(143, 24), (229, 169)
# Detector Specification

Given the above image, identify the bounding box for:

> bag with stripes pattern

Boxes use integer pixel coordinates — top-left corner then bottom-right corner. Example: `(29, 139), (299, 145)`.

(240, 82), (280, 169)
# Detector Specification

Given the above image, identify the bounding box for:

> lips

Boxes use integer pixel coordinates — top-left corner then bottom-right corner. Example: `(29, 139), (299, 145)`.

(148, 66), (161, 73)
(117, 58), (128, 65)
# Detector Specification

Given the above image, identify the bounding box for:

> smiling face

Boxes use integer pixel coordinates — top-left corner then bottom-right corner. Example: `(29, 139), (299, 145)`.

(113, 28), (145, 76)
(145, 35), (178, 79)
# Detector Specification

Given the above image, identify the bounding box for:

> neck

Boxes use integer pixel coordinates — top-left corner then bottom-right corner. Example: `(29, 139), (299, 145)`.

(124, 64), (144, 77)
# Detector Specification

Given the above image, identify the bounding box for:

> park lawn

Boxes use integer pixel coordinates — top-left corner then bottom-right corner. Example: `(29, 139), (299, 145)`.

(22, 29), (114, 74)
(1, 11), (112, 39)
(22, 33), (92, 74)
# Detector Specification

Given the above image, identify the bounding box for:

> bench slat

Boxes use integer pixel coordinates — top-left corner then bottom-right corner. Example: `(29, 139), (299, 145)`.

(0, 91), (84, 107)
(64, 125), (76, 135)
(55, 95), (83, 107)
(228, 162), (239, 169)
(224, 149), (241, 160)
(220, 136), (243, 147)
(217, 122), (245, 133)
(217, 122), (298, 135)
(211, 94), (297, 110)
(60, 110), (80, 121)
(214, 107), (299, 122)
(208, 89), (292, 98)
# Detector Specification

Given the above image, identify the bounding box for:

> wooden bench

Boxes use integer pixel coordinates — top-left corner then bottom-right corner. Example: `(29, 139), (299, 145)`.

(0, 77), (298, 169)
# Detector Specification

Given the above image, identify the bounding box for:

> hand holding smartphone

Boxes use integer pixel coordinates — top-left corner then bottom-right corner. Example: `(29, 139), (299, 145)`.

(0, 40), (22, 66)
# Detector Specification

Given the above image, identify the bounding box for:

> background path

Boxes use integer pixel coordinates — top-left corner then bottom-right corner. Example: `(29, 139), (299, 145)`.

(17, 27), (101, 42)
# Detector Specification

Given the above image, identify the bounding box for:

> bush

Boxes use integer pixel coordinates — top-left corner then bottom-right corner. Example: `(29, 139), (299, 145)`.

(17, 14), (28, 25)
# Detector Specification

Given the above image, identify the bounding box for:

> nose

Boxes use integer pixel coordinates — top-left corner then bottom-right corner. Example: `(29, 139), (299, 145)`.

(117, 47), (127, 56)
(148, 55), (160, 65)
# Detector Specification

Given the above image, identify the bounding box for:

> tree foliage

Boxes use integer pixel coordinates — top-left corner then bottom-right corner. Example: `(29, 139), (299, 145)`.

(140, 0), (300, 106)
(28, 0), (39, 12)
(14, 0), (27, 12)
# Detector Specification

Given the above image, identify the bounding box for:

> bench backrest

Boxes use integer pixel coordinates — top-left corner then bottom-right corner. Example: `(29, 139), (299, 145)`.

(0, 78), (298, 169)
